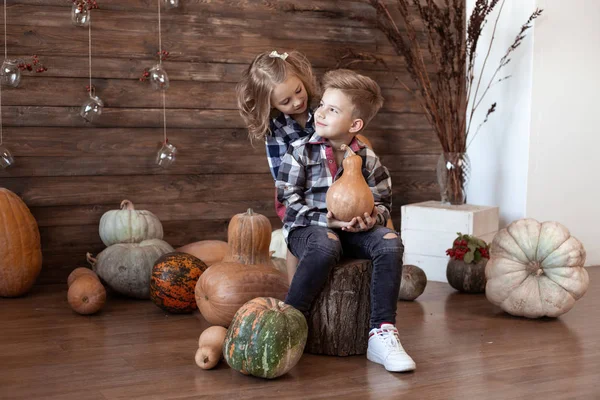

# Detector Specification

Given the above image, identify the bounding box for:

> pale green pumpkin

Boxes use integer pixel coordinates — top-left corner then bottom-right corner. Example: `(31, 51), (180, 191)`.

(99, 200), (163, 246)
(485, 218), (589, 318)
(87, 239), (173, 299)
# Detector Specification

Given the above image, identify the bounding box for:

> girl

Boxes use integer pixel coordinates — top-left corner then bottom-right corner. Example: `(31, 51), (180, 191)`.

(236, 50), (319, 282)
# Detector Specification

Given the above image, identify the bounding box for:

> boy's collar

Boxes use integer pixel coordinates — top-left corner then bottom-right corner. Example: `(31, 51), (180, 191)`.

(308, 133), (365, 153)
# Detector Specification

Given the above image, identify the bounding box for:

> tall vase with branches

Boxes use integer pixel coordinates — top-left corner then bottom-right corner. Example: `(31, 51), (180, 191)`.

(368, 0), (542, 204)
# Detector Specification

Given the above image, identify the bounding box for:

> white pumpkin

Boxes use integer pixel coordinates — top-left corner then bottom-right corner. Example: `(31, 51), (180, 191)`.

(99, 199), (164, 246)
(485, 218), (589, 318)
(87, 239), (174, 299)
(269, 229), (287, 259)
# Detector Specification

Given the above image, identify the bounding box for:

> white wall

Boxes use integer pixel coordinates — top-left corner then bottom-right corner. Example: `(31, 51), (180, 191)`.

(527, 0), (600, 265)
(465, 0), (535, 228)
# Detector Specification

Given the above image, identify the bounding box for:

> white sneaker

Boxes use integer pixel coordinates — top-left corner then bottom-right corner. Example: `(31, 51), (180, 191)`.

(367, 323), (416, 372)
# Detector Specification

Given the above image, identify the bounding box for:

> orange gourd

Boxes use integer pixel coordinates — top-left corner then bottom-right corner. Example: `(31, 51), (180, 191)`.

(67, 274), (106, 315)
(195, 326), (228, 370)
(67, 267), (98, 287)
(224, 209), (272, 265)
(0, 188), (42, 297)
(325, 145), (375, 222)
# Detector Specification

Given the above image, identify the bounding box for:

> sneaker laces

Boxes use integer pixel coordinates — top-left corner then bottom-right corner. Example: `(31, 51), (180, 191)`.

(376, 326), (405, 353)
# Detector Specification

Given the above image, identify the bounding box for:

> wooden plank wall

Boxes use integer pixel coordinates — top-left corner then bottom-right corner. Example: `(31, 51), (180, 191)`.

(0, 0), (442, 284)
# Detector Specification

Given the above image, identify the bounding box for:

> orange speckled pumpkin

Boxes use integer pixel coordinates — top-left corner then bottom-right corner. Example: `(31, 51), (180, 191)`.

(150, 252), (208, 313)
(0, 188), (42, 297)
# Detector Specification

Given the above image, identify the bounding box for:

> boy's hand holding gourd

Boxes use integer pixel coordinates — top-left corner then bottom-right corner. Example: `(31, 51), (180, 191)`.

(326, 206), (378, 232)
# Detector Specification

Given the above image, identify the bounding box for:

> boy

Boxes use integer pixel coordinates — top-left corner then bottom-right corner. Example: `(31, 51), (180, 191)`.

(276, 69), (416, 372)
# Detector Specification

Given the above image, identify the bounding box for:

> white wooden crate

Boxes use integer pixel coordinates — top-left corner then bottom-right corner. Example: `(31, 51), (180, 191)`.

(400, 201), (500, 282)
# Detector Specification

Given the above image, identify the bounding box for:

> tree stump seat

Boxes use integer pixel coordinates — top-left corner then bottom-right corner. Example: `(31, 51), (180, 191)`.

(305, 258), (372, 356)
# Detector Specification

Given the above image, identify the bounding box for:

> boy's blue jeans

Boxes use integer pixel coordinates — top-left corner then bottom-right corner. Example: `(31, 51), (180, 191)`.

(285, 224), (403, 330)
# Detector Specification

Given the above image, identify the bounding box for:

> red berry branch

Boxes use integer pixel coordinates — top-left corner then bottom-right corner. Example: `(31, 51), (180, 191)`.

(446, 233), (490, 264)
(157, 50), (170, 61)
(18, 55), (48, 74)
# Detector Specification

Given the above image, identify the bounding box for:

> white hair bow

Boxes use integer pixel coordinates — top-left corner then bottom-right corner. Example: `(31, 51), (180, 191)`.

(269, 50), (289, 61)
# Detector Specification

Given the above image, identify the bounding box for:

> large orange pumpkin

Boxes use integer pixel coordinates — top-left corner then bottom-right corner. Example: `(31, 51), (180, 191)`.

(150, 252), (208, 313)
(195, 262), (289, 327)
(0, 188), (42, 297)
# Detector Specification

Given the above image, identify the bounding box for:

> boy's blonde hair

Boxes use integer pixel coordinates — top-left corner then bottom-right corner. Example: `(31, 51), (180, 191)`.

(236, 50), (318, 142)
(321, 69), (384, 130)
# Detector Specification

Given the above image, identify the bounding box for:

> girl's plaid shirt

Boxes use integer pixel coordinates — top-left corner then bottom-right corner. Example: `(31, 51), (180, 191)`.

(276, 133), (392, 239)
(265, 110), (315, 181)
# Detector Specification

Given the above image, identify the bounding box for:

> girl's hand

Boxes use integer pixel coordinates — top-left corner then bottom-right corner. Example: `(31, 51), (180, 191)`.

(342, 207), (378, 233)
(326, 211), (354, 229)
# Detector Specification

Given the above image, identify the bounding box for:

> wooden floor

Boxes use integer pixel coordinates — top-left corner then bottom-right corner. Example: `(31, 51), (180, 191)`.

(1, 268), (599, 400)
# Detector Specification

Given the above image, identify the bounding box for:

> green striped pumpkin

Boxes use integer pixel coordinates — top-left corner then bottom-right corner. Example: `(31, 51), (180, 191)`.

(223, 297), (307, 379)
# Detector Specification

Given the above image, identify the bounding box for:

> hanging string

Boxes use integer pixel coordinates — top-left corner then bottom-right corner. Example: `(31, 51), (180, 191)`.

(162, 90), (167, 143)
(1, 0), (6, 145)
(88, 10), (93, 97)
(4, 0), (7, 59)
(0, 61), (3, 146)
(157, 0), (162, 66)
(157, 0), (166, 143)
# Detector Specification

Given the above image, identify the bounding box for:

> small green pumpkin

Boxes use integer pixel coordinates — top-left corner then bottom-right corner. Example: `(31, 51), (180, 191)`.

(223, 297), (307, 379)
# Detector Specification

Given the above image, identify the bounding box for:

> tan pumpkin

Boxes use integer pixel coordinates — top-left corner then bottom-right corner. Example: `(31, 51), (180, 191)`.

(398, 264), (427, 301)
(67, 274), (106, 315)
(99, 199), (163, 246)
(0, 188), (42, 297)
(225, 209), (272, 265)
(325, 144), (374, 222)
(486, 218), (589, 318)
(67, 267), (98, 287)
(176, 240), (229, 266)
(195, 326), (227, 370)
(87, 239), (174, 299)
(195, 262), (289, 327)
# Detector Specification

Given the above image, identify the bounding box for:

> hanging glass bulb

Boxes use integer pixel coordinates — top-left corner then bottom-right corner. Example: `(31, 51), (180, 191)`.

(164, 0), (179, 9)
(156, 141), (177, 168)
(71, 2), (91, 27)
(149, 64), (170, 91)
(80, 95), (104, 123)
(0, 144), (15, 169)
(1, 59), (23, 88)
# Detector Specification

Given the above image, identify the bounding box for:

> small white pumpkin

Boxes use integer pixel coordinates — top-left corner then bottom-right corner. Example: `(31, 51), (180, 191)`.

(485, 218), (589, 318)
(87, 239), (174, 299)
(99, 199), (164, 246)
(269, 229), (287, 259)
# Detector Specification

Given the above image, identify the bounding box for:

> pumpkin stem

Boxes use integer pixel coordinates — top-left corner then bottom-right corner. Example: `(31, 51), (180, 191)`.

(246, 208), (254, 216)
(120, 199), (135, 210)
(340, 144), (355, 157)
(86, 252), (98, 267)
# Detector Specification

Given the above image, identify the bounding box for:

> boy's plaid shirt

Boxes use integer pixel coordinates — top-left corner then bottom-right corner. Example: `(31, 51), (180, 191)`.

(265, 109), (315, 181)
(276, 132), (392, 239)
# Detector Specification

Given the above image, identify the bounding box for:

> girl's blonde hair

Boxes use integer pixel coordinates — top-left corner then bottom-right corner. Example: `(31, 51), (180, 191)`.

(236, 50), (318, 141)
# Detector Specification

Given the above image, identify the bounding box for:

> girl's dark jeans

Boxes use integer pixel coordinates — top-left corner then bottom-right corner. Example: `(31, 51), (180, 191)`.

(285, 224), (403, 329)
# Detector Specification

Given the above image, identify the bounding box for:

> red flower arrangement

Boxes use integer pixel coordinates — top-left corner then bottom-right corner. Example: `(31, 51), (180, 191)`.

(446, 233), (489, 264)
